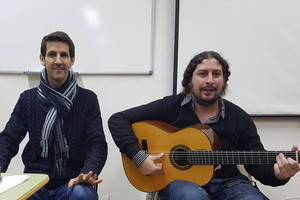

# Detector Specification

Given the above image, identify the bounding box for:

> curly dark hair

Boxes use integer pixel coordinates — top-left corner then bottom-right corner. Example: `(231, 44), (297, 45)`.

(40, 31), (75, 58)
(181, 51), (231, 94)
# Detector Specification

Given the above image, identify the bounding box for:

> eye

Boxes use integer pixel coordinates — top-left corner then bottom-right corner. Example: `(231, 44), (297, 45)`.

(47, 51), (56, 57)
(197, 71), (207, 77)
(60, 52), (69, 58)
(213, 71), (222, 78)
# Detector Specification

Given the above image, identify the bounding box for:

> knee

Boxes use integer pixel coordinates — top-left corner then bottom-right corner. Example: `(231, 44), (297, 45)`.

(70, 184), (98, 200)
(169, 180), (209, 200)
(225, 186), (267, 200)
(174, 188), (207, 200)
(238, 193), (267, 200)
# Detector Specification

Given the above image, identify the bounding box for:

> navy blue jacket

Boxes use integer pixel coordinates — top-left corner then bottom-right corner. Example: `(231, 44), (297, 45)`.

(0, 87), (107, 189)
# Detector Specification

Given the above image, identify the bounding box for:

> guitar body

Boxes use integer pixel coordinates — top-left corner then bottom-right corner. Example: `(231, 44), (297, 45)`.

(122, 120), (221, 192)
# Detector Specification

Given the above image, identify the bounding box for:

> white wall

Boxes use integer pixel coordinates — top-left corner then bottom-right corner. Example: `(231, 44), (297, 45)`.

(0, 1), (175, 200)
(177, 0), (300, 115)
(82, 1), (175, 199)
(0, 1), (299, 200)
(254, 118), (300, 199)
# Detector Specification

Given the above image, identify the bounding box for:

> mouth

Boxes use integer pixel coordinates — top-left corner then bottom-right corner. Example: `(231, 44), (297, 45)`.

(201, 87), (216, 92)
(53, 68), (65, 71)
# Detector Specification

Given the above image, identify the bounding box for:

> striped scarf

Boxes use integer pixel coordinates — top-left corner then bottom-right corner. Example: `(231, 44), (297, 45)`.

(37, 68), (78, 175)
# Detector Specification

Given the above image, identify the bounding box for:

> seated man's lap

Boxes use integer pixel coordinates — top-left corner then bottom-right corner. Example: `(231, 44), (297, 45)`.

(208, 174), (269, 200)
(158, 174), (268, 200)
(158, 180), (209, 200)
(29, 183), (98, 200)
(67, 184), (98, 200)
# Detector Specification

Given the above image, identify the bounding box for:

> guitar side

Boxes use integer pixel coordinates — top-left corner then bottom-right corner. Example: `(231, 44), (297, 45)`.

(121, 120), (218, 192)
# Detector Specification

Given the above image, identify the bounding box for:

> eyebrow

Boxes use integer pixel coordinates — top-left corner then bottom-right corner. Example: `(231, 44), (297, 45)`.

(47, 50), (69, 55)
(196, 69), (222, 72)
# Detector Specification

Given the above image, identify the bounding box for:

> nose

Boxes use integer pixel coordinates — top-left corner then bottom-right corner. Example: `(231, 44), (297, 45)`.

(54, 55), (63, 64)
(205, 72), (214, 83)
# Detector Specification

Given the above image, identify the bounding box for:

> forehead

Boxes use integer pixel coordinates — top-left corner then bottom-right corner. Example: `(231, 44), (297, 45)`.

(195, 58), (222, 71)
(45, 41), (70, 53)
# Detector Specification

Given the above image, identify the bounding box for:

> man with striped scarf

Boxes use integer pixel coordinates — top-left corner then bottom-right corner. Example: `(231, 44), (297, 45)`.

(0, 31), (107, 200)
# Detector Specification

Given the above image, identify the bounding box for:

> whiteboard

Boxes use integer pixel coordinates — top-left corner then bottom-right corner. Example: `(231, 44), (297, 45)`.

(0, 0), (154, 74)
(177, 0), (300, 115)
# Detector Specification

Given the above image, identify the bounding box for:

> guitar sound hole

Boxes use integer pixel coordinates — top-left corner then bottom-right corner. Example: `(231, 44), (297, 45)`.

(173, 149), (188, 166)
(170, 145), (191, 170)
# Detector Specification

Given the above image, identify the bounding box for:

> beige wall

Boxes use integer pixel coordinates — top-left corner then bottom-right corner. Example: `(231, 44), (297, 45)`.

(0, 1), (299, 200)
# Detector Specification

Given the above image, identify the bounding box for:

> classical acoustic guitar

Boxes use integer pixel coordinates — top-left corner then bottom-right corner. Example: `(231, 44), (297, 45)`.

(121, 120), (299, 192)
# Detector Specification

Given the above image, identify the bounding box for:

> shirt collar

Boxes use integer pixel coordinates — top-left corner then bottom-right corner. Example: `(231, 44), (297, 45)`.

(181, 95), (192, 107)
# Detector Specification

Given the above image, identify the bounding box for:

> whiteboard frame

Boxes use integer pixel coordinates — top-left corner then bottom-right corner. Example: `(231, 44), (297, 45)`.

(0, 0), (156, 75)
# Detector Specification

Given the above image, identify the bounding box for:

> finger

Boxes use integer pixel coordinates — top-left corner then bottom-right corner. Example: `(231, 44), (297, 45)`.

(87, 171), (96, 182)
(88, 173), (98, 184)
(88, 178), (102, 186)
(287, 158), (300, 174)
(77, 173), (84, 182)
(276, 154), (289, 178)
(92, 178), (103, 185)
(68, 179), (74, 188)
(68, 178), (79, 188)
(284, 158), (297, 177)
(88, 170), (94, 176)
(82, 171), (93, 181)
(152, 153), (164, 160)
(93, 173), (98, 179)
(276, 154), (285, 175)
(274, 163), (282, 180)
(151, 163), (163, 175)
(291, 145), (299, 151)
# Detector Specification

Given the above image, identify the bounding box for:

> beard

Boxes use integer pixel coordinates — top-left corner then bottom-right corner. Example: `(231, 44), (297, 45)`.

(192, 91), (220, 105)
(191, 86), (224, 106)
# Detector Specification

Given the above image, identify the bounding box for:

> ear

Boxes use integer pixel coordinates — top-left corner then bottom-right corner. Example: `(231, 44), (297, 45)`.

(40, 54), (46, 67)
(70, 57), (75, 67)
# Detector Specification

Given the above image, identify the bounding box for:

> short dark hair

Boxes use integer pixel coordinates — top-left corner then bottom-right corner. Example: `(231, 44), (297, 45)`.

(181, 51), (231, 94)
(40, 31), (75, 58)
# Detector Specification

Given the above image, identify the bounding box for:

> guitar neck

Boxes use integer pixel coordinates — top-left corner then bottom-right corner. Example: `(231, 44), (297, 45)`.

(187, 151), (299, 165)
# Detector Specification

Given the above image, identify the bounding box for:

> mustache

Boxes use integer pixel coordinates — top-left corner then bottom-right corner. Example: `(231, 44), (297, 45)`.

(200, 86), (216, 91)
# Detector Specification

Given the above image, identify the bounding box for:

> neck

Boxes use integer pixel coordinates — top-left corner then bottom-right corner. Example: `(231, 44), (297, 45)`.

(49, 80), (64, 89)
(47, 75), (68, 89)
(193, 99), (220, 122)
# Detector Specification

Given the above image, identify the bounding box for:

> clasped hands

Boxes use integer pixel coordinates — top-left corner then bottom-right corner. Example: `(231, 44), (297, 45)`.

(68, 170), (103, 188)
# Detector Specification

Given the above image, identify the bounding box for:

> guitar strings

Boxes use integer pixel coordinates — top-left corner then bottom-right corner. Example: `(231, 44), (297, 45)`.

(143, 151), (297, 164)
(145, 151), (295, 155)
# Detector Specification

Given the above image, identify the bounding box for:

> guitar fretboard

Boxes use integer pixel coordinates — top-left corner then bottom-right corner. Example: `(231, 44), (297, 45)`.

(186, 151), (299, 165)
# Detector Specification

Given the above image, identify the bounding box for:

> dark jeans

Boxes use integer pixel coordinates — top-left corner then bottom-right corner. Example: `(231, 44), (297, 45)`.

(28, 183), (98, 200)
(159, 174), (269, 200)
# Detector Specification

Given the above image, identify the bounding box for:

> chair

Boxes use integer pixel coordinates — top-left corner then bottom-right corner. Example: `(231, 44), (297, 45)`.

(146, 191), (159, 200)
(237, 164), (255, 186)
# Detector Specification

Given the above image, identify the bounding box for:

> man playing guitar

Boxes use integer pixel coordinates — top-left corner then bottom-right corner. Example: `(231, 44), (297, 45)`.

(108, 51), (299, 200)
